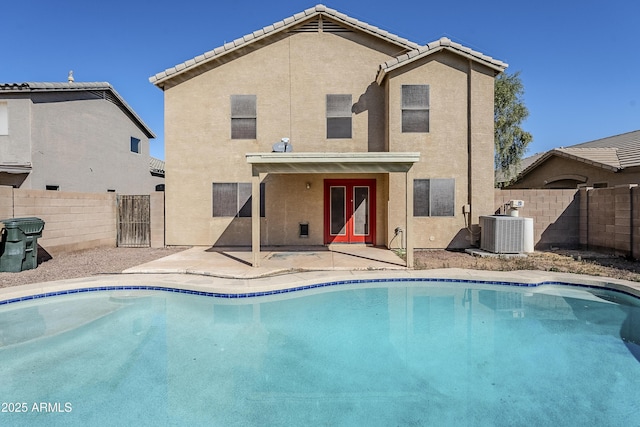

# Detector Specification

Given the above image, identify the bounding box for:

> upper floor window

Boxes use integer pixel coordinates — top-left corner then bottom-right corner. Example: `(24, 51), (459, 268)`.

(326, 94), (352, 138)
(231, 95), (257, 139)
(130, 137), (141, 153)
(402, 85), (429, 133)
(414, 178), (455, 217)
(0, 102), (8, 135)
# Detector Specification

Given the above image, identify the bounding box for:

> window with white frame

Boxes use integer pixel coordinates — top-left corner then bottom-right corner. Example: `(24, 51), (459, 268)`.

(212, 182), (265, 217)
(402, 85), (429, 133)
(326, 94), (352, 138)
(0, 102), (8, 135)
(413, 178), (455, 217)
(231, 95), (257, 139)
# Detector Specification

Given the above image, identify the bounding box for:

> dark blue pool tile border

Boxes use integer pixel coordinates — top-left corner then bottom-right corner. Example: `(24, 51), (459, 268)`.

(1, 277), (639, 306)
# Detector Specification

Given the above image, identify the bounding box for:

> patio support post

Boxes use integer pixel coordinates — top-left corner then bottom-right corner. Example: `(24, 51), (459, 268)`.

(406, 168), (414, 268)
(251, 171), (260, 267)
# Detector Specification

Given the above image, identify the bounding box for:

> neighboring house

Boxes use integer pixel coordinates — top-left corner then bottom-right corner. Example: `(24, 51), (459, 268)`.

(495, 152), (544, 188)
(507, 130), (640, 189)
(0, 81), (159, 194)
(149, 157), (165, 191)
(150, 4), (507, 266)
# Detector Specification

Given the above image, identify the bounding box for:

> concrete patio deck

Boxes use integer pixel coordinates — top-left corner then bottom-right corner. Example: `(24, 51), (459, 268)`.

(122, 245), (407, 278)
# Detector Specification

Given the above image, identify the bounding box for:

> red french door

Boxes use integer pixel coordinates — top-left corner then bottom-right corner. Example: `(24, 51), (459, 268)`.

(324, 179), (376, 244)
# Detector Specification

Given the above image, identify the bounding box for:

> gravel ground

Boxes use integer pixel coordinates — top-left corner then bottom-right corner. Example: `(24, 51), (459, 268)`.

(1, 246), (639, 289)
(0, 247), (186, 288)
(414, 249), (640, 282)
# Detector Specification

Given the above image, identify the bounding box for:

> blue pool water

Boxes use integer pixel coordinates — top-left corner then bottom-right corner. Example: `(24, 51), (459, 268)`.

(1, 280), (640, 426)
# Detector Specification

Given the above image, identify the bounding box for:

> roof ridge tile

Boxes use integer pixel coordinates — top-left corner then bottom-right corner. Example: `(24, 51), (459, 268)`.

(376, 36), (507, 83)
(149, 5), (467, 86)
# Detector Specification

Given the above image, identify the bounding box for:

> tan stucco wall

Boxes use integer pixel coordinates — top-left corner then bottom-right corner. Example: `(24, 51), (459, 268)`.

(164, 31), (399, 246)
(163, 30), (497, 249)
(386, 52), (496, 249)
(509, 156), (640, 189)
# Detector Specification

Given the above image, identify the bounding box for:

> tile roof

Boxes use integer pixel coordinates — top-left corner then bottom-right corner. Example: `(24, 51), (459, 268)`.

(150, 4), (421, 88)
(556, 147), (621, 169)
(150, 157), (165, 175)
(495, 151), (545, 184)
(0, 82), (155, 138)
(569, 129), (640, 169)
(514, 130), (640, 181)
(376, 37), (508, 83)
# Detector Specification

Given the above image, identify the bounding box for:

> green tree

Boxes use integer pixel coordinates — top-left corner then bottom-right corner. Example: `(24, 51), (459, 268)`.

(494, 71), (533, 186)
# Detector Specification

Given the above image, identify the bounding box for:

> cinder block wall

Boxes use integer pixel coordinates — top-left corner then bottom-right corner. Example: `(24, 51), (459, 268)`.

(150, 192), (165, 248)
(12, 189), (117, 256)
(584, 188), (615, 250)
(633, 187), (640, 258)
(0, 186), (13, 219)
(579, 184), (639, 258)
(495, 189), (580, 249)
(0, 186), (166, 255)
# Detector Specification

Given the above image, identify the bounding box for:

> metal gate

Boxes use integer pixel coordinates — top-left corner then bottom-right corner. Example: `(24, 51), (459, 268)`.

(117, 195), (150, 247)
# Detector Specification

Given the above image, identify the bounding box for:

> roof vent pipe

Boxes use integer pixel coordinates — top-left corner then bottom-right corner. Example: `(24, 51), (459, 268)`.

(68, 70), (74, 83)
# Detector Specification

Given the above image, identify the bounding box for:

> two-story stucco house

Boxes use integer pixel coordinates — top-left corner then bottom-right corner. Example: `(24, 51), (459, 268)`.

(150, 4), (507, 266)
(0, 81), (159, 194)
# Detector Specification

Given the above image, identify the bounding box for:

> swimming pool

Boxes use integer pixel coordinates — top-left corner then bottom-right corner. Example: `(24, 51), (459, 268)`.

(1, 279), (639, 426)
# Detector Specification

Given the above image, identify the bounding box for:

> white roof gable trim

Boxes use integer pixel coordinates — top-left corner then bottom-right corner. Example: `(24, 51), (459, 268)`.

(376, 37), (508, 83)
(150, 4), (421, 88)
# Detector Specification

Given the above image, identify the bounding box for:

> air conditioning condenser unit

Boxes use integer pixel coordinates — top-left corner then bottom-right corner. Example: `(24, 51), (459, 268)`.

(480, 215), (525, 254)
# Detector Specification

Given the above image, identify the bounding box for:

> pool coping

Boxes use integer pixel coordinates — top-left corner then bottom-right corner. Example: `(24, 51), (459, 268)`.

(2, 268), (640, 305)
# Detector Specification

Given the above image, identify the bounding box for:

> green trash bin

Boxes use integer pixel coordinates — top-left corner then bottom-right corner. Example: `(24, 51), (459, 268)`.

(0, 217), (45, 272)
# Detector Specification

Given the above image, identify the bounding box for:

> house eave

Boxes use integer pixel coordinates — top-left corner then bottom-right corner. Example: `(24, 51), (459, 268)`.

(0, 163), (32, 174)
(246, 152), (420, 174)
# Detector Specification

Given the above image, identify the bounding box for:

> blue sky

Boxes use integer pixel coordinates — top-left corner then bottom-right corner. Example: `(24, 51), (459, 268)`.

(3, 0), (639, 160)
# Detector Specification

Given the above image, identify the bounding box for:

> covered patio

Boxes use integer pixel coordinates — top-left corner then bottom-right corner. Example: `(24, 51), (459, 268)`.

(246, 152), (420, 268)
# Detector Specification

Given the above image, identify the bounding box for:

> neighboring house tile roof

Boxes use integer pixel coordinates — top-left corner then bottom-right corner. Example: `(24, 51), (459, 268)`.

(514, 130), (640, 181)
(569, 129), (640, 169)
(150, 4), (506, 88)
(376, 37), (507, 83)
(150, 157), (165, 176)
(554, 147), (621, 169)
(495, 151), (544, 185)
(0, 82), (155, 138)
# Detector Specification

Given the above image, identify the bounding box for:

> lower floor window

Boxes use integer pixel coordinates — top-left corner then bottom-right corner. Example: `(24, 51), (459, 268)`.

(212, 182), (265, 217)
(413, 178), (455, 217)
